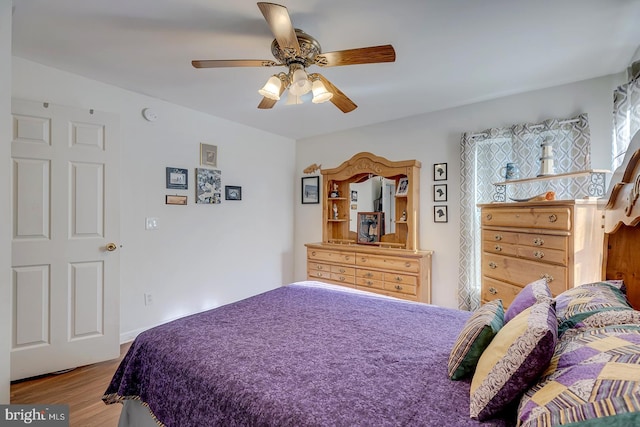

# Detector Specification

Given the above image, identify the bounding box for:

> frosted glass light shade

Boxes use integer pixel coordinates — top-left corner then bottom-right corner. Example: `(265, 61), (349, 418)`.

(311, 80), (333, 103)
(289, 69), (312, 95)
(285, 91), (304, 105)
(258, 76), (282, 100)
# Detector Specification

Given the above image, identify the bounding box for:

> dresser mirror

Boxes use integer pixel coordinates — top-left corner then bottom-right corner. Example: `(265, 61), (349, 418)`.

(321, 152), (421, 251)
(349, 177), (396, 235)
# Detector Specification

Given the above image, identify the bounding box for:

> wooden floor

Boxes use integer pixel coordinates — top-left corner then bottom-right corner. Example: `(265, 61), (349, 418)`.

(10, 343), (131, 427)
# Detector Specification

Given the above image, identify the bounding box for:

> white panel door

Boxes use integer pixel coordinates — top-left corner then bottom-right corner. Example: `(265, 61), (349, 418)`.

(10, 99), (120, 380)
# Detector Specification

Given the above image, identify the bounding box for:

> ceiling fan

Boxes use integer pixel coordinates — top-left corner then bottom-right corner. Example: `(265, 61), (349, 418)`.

(191, 2), (396, 113)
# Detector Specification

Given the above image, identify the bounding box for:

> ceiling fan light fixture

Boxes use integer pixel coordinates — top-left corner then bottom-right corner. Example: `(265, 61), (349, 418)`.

(311, 79), (333, 104)
(289, 68), (312, 95)
(285, 91), (304, 105)
(258, 75), (282, 100)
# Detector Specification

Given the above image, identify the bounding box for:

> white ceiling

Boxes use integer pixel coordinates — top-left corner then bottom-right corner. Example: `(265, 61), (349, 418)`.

(11, 0), (640, 140)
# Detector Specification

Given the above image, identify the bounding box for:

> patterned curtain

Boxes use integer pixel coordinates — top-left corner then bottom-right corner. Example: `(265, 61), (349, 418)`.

(612, 70), (640, 170)
(458, 114), (591, 311)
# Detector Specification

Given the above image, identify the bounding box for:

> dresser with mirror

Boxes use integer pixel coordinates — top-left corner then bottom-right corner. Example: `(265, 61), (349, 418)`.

(305, 152), (433, 303)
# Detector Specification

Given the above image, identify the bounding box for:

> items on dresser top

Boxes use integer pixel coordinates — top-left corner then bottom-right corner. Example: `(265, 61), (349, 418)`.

(478, 200), (603, 308)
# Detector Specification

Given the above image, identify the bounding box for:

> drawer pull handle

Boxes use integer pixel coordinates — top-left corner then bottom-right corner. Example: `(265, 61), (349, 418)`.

(344, 256), (350, 261)
(486, 214), (493, 220)
(494, 234), (502, 241)
(548, 214), (558, 223)
(365, 272), (373, 278)
(311, 251), (316, 256)
(488, 287), (498, 295)
(494, 245), (502, 252)
(339, 268), (345, 273)
(405, 262), (411, 268)
(394, 276), (403, 282)
(489, 262), (497, 269)
(361, 257), (367, 263)
(366, 280), (373, 286)
(541, 273), (554, 283)
(395, 285), (403, 291)
(317, 265), (324, 270)
(533, 238), (544, 246)
(534, 250), (544, 259)
(339, 276), (346, 282)
(316, 272), (324, 278)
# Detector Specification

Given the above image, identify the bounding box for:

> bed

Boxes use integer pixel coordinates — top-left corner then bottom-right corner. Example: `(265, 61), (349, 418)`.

(104, 133), (640, 426)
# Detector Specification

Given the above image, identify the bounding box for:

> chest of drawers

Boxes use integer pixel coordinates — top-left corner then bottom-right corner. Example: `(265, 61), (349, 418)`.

(478, 200), (603, 308)
(306, 243), (432, 303)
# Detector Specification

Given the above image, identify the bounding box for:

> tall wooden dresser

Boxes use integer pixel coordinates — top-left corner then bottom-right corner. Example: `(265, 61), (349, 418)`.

(478, 200), (603, 307)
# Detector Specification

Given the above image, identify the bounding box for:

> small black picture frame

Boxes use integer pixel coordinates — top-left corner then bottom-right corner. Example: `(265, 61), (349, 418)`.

(434, 163), (447, 181)
(433, 184), (448, 202)
(225, 186), (242, 201)
(301, 176), (320, 204)
(434, 205), (448, 223)
(166, 167), (188, 190)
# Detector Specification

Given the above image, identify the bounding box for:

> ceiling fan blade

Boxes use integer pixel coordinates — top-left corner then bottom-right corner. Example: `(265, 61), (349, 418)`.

(317, 74), (357, 113)
(257, 83), (286, 109)
(192, 59), (281, 68)
(257, 2), (300, 55)
(316, 45), (396, 67)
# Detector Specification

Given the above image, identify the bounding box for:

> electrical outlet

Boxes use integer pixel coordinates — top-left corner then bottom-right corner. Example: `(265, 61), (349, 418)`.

(144, 293), (153, 306)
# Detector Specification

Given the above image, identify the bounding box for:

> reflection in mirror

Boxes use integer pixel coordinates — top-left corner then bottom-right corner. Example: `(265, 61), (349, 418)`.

(349, 177), (396, 233)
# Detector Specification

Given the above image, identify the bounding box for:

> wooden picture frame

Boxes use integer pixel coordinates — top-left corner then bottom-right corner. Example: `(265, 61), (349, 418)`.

(166, 195), (187, 205)
(200, 143), (218, 167)
(357, 212), (384, 244)
(301, 176), (319, 204)
(434, 163), (447, 181)
(225, 186), (242, 201)
(433, 184), (447, 202)
(434, 205), (448, 223)
(166, 167), (188, 190)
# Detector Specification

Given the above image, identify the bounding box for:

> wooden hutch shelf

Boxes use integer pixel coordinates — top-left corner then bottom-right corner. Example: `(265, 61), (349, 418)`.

(305, 152), (433, 303)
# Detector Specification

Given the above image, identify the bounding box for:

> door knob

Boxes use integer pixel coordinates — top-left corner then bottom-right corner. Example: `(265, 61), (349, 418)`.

(106, 243), (117, 252)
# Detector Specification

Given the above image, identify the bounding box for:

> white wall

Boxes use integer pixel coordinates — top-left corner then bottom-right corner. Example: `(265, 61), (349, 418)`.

(294, 74), (625, 310)
(0, 0), (12, 404)
(12, 57), (296, 341)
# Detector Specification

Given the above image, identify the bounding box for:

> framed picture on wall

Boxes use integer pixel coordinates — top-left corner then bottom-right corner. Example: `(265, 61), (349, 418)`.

(200, 143), (218, 167)
(433, 184), (447, 202)
(434, 205), (448, 223)
(434, 163), (447, 181)
(225, 186), (242, 200)
(166, 167), (188, 190)
(301, 176), (319, 204)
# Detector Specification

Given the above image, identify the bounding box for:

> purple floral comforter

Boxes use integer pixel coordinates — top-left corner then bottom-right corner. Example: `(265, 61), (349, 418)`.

(103, 282), (514, 426)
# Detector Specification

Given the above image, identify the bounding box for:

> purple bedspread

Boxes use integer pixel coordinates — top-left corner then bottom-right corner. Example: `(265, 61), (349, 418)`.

(103, 282), (514, 426)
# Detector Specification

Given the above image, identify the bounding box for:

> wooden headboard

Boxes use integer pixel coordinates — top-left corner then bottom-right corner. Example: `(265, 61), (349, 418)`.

(603, 131), (640, 310)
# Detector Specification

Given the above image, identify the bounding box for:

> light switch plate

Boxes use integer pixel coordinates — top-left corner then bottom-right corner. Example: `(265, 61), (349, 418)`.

(145, 217), (159, 230)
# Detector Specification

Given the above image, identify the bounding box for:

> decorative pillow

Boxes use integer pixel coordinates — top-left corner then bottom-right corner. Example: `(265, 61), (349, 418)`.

(555, 281), (632, 335)
(470, 300), (557, 421)
(518, 324), (640, 426)
(504, 279), (552, 324)
(448, 299), (504, 380)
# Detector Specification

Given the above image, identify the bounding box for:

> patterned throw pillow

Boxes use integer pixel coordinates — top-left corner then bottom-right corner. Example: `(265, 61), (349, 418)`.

(555, 281), (632, 335)
(518, 324), (640, 426)
(470, 300), (557, 421)
(448, 299), (504, 380)
(504, 279), (552, 324)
